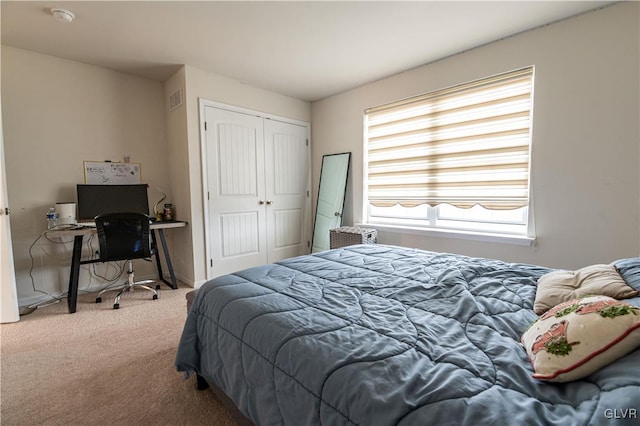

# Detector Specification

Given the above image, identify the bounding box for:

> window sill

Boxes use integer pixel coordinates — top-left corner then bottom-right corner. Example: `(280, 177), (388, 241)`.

(358, 223), (536, 246)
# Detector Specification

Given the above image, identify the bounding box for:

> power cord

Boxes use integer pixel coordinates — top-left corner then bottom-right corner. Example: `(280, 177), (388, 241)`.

(25, 227), (127, 311)
(28, 231), (58, 298)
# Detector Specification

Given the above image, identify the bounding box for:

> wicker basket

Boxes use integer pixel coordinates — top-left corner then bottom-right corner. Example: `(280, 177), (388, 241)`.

(329, 226), (377, 249)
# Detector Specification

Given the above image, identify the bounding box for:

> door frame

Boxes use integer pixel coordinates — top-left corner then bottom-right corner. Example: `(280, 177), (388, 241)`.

(1, 104), (20, 322)
(199, 99), (311, 281)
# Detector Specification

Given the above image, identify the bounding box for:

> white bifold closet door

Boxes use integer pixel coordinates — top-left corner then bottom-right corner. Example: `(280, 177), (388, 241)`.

(204, 105), (310, 277)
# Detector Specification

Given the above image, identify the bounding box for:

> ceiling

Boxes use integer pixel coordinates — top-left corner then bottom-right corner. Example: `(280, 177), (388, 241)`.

(1, 1), (614, 102)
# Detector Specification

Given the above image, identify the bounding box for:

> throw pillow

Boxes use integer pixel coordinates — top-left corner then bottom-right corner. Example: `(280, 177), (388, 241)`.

(521, 295), (640, 382)
(534, 264), (639, 315)
(612, 258), (640, 291)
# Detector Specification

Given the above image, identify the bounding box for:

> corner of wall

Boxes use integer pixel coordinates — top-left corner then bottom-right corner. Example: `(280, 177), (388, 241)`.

(163, 66), (196, 285)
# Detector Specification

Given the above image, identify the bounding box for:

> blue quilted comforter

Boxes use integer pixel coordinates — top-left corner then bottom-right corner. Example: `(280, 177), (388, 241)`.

(176, 244), (640, 425)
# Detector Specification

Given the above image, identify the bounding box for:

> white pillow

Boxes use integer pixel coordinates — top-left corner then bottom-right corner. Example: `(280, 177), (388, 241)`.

(521, 295), (640, 382)
(534, 264), (639, 315)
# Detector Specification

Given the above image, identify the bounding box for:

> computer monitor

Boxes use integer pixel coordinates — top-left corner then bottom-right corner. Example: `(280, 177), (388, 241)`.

(76, 184), (150, 221)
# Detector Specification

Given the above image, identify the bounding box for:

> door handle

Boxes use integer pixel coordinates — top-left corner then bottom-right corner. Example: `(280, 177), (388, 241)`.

(259, 200), (265, 205)
(334, 212), (342, 217)
(266, 200), (273, 205)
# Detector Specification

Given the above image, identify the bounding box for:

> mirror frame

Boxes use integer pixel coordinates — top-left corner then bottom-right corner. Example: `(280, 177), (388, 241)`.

(311, 152), (351, 253)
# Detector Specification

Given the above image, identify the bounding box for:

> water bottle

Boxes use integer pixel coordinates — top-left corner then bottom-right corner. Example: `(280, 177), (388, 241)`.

(46, 207), (59, 230)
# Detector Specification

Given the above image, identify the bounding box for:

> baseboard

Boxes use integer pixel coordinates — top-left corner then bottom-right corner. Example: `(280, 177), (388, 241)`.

(18, 272), (200, 308)
(18, 293), (63, 309)
(174, 272), (197, 288)
(193, 279), (209, 289)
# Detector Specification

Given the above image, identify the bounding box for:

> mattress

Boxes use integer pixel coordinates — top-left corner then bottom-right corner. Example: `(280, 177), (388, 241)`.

(176, 244), (640, 425)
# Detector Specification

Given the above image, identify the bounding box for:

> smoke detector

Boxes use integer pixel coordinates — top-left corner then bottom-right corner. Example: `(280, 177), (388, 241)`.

(50, 8), (75, 23)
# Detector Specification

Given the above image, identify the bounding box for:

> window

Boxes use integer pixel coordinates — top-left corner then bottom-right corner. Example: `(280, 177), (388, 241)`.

(364, 67), (534, 238)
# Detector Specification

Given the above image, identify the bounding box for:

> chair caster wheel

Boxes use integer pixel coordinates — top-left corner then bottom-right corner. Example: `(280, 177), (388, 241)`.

(155, 284), (161, 290)
(153, 294), (158, 300)
(96, 297), (102, 303)
(113, 303), (120, 309)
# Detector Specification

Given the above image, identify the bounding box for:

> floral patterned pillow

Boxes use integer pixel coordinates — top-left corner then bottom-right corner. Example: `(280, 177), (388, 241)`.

(521, 295), (640, 382)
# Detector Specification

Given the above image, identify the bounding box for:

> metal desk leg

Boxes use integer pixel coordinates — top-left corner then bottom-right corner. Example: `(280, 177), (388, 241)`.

(152, 229), (178, 289)
(67, 235), (83, 313)
(150, 231), (164, 285)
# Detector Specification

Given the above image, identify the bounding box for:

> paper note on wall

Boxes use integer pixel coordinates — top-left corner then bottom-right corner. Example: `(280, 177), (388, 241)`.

(83, 161), (141, 184)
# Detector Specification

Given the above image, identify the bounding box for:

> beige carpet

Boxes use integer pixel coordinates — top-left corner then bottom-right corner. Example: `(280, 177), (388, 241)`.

(0, 285), (237, 426)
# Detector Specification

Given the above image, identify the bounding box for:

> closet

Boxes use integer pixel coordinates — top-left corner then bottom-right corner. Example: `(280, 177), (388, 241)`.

(202, 103), (311, 277)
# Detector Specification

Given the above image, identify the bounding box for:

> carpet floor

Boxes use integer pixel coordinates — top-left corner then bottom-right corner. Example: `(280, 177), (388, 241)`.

(1, 285), (237, 426)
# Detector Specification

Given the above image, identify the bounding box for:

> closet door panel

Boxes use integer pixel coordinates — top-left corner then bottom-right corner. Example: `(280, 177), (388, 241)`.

(264, 119), (310, 262)
(205, 107), (267, 277)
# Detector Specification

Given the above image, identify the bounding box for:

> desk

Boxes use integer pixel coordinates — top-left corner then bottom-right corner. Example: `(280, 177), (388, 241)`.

(49, 221), (187, 313)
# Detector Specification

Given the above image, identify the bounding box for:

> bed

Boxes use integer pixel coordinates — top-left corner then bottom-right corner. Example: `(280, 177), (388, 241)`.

(176, 244), (640, 425)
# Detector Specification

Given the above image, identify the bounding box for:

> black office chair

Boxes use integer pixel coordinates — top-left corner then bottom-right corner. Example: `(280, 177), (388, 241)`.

(94, 212), (159, 309)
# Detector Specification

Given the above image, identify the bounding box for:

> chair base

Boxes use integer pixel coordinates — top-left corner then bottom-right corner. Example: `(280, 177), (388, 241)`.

(95, 259), (161, 309)
(96, 279), (159, 309)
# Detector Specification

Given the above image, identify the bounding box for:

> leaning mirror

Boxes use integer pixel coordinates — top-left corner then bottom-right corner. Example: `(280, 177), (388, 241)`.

(311, 152), (351, 253)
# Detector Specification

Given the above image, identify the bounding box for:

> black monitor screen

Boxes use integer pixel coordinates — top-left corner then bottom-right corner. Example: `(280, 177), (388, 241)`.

(76, 184), (149, 220)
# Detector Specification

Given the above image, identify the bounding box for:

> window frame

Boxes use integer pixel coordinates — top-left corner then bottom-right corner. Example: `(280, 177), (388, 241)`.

(363, 67), (536, 244)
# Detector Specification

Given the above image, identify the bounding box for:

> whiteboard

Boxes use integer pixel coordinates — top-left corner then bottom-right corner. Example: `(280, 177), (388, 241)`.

(83, 161), (141, 184)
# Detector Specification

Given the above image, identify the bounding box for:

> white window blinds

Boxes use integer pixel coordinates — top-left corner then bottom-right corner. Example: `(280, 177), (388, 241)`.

(366, 67), (534, 210)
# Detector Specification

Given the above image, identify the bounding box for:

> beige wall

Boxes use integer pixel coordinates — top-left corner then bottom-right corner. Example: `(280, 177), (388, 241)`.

(3, 2), (637, 305)
(2, 46), (171, 305)
(166, 64), (311, 287)
(1, 47), (311, 305)
(163, 67), (192, 285)
(311, 2), (640, 269)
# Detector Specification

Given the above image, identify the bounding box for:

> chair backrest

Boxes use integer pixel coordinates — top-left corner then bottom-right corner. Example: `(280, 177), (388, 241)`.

(95, 212), (151, 262)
